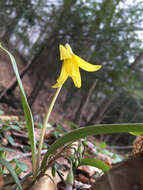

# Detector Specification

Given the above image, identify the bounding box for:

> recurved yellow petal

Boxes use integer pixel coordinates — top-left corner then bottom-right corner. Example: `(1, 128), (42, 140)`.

(74, 55), (102, 72)
(59, 45), (72, 60)
(52, 63), (68, 88)
(70, 61), (81, 88)
(72, 73), (81, 88)
(65, 43), (73, 55)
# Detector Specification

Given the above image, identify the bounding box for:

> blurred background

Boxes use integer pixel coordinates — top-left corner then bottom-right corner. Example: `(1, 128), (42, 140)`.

(0, 0), (143, 146)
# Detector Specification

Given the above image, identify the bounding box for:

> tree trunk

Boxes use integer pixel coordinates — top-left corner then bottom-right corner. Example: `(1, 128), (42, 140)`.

(89, 97), (113, 125)
(74, 80), (97, 125)
(28, 74), (46, 106)
(28, 35), (57, 106)
(0, 60), (32, 100)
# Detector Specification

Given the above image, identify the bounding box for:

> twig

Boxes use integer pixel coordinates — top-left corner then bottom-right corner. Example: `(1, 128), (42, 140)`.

(7, 149), (47, 162)
(56, 170), (66, 185)
(106, 145), (133, 150)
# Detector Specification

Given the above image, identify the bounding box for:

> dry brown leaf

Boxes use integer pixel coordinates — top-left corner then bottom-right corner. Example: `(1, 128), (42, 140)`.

(0, 176), (4, 189)
(31, 175), (56, 190)
(90, 153), (143, 190)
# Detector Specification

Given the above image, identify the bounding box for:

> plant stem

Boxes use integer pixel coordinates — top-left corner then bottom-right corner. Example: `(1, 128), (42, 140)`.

(35, 86), (62, 176)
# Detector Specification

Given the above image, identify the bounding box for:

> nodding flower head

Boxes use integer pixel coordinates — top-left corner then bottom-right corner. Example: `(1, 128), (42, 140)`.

(52, 43), (102, 88)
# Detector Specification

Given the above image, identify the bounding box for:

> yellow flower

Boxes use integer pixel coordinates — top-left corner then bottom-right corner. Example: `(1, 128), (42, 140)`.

(52, 43), (102, 88)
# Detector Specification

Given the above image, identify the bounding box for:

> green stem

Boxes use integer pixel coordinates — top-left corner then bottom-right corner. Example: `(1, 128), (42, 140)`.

(35, 86), (62, 176)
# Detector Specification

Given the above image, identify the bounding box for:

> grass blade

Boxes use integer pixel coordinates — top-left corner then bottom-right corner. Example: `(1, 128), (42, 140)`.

(0, 158), (22, 190)
(79, 158), (110, 172)
(0, 44), (36, 175)
(41, 123), (143, 170)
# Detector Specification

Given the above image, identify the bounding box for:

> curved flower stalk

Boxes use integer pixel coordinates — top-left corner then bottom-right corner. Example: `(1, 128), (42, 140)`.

(52, 43), (102, 88)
